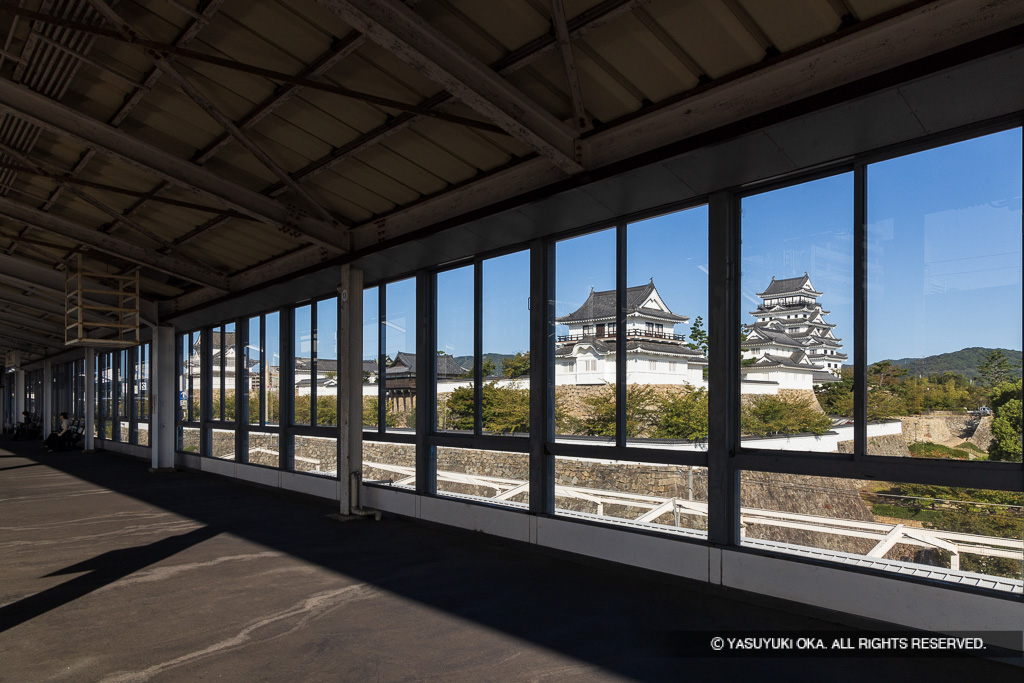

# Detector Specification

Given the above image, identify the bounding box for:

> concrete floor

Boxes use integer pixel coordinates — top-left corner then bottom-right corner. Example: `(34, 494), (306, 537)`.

(0, 439), (1019, 682)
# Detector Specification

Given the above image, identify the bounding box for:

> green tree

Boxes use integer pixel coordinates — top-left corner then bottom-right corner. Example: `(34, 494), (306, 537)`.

(869, 361), (907, 390)
(563, 383), (657, 438)
(686, 316), (708, 356)
(444, 381), (530, 433)
(502, 352), (530, 378)
(741, 395), (832, 436)
(978, 350), (1020, 388)
(989, 379), (1022, 412)
(989, 398), (1022, 463)
(816, 368), (853, 415)
(362, 396), (397, 427)
(654, 389), (708, 440)
(460, 358), (497, 379)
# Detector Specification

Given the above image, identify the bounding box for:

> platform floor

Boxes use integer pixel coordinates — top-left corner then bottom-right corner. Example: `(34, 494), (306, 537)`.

(0, 440), (1019, 682)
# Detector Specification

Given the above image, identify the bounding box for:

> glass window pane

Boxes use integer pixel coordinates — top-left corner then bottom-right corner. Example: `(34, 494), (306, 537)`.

(555, 229), (616, 444)
(363, 441), (416, 489)
(248, 431), (280, 468)
(223, 323), (235, 422)
(266, 312), (280, 425)
(294, 305), (312, 425)
(868, 129), (1022, 460)
(555, 456), (708, 535)
(385, 278), (416, 432)
(625, 206), (708, 446)
(436, 447), (529, 507)
(740, 471), (1022, 592)
(191, 331), (203, 422)
(363, 287), (380, 429)
(316, 297), (339, 426)
(436, 266), (473, 432)
(483, 251), (530, 436)
(247, 316), (262, 426)
(211, 427), (234, 460)
(741, 173), (853, 451)
(295, 435), (337, 476)
(212, 327), (224, 421)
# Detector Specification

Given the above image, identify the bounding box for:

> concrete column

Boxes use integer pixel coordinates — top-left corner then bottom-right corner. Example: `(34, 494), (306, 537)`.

(42, 359), (52, 435)
(83, 348), (95, 451)
(151, 325), (177, 470)
(338, 265), (363, 514)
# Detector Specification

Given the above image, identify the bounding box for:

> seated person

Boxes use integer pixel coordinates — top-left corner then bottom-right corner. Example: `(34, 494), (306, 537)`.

(13, 411), (31, 440)
(45, 413), (70, 451)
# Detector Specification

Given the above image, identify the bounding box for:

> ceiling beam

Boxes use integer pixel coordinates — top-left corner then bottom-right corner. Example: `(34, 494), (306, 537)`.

(0, 288), (71, 317)
(0, 309), (65, 335)
(83, 0), (342, 227)
(551, 0), (591, 133)
(0, 252), (157, 324)
(0, 327), (64, 350)
(1, 3), (504, 134)
(314, 0), (582, 174)
(0, 196), (230, 291)
(0, 78), (348, 253)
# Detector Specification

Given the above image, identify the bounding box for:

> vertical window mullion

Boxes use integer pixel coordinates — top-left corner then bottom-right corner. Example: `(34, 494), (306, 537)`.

(474, 260), (483, 436)
(377, 286), (386, 434)
(708, 191), (741, 547)
(220, 327), (226, 422)
(854, 161), (868, 459)
(529, 239), (555, 515)
(260, 314), (267, 428)
(311, 302), (318, 426)
(615, 224), (627, 448)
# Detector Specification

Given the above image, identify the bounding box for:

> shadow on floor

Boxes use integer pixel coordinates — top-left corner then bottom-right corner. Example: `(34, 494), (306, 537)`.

(1, 439), (1019, 679)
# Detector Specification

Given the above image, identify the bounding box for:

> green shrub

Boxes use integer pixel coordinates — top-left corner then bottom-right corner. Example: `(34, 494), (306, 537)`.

(653, 389), (709, 441)
(741, 395), (832, 436)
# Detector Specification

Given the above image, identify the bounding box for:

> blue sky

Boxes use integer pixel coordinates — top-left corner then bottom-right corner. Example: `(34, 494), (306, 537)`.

(262, 129), (1022, 367)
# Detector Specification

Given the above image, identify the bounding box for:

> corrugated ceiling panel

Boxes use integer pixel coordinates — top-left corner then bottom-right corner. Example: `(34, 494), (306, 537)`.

(268, 0), (357, 41)
(200, 148), (280, 192)
(185, 221), (304, 274)
(342, 43), (445, 103)
(300, 177), (377, 223)
(645, 0), (764, 80)
(305, 168), (395, 217)
(352, 144), (449, 198)
(221, 3), (337, 68)
(738, 0), (841, 53)
(263, 96), (361, 154)
(334, 156), (422, 208)
(443, 0), (550, 58)
(374, 128), (480, 185)
(407, 117), (527, 169)
(416, 0), (514, 65)
(580, 12), (702, 106)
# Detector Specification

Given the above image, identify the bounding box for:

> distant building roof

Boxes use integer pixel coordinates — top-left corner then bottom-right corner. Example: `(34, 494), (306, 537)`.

(757, 273), (822, 299)
(384, 352), (466, 378)
(294, 358), (339, 373)
(556, 281), (688, 325)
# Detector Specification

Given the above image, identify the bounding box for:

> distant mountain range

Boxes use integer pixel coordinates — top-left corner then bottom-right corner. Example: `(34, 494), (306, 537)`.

(853, 347), (1023, 380)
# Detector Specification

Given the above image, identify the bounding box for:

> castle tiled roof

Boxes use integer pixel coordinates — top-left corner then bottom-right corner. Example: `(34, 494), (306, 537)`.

(757, 273), (822, 298)
(556, 281), (687, 324)
(555, 337), (706, 363)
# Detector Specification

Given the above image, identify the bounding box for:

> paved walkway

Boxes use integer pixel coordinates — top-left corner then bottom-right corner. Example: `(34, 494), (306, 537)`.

(0, 440), (1019, 681)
